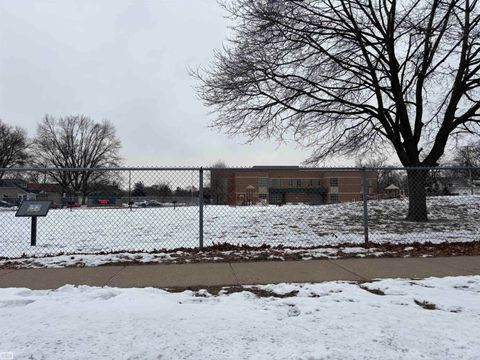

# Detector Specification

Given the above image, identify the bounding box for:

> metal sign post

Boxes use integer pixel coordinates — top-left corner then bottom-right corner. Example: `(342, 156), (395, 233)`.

(31, 216), (38, 246)
(15, 200), (52, 247)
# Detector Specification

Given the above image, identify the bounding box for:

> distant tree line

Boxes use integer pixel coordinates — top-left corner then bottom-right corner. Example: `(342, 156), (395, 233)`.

(131, 181), (213, 198)
(0, 115), (122, 204)
(0, 116), (226, 205)
(131, 182), (174, 197)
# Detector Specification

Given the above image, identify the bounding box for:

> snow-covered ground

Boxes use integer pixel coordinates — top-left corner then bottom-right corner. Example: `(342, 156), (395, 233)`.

(1, 196), (479, 258)
(0, 276), (479, 359)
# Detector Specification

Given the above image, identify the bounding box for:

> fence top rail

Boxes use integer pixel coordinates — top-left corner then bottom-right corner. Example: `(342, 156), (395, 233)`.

(210, 166), (480, 171)
(0, 167), (202, 172)
(0, 165), (480, 172)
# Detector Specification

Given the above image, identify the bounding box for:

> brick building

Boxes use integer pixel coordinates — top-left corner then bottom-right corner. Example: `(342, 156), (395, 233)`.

(210, 166), (378, 206)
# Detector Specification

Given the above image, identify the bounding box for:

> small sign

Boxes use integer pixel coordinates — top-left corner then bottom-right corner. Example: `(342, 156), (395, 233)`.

(15, 200), (52, 217)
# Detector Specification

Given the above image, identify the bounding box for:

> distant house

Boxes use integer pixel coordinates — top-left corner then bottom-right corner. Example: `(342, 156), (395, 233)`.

(0, 179), (34, 204)
(26, 183), (64, 204)
(0, 179), (69, 205)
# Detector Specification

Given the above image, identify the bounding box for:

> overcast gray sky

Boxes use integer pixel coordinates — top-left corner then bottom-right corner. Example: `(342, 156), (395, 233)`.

(0, 0), (332, 167)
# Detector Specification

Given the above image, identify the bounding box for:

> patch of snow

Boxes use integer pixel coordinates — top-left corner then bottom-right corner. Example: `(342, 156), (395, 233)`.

(0, 276), (479, 359)
(1, 195), (479, 258)
(340, 247), (369, 253)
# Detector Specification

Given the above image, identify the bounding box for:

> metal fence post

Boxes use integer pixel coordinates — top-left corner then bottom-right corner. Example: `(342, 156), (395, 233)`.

(362, 167), (369, 245)
(199, 167), (204, 249)
(128, 170), (132, 201)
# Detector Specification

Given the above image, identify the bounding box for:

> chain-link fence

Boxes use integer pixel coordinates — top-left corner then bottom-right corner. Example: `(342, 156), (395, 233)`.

(0, 166), (479, 258)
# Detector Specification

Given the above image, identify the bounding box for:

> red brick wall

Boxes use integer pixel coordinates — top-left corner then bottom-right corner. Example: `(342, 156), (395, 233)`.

(210, 169), (379, 205)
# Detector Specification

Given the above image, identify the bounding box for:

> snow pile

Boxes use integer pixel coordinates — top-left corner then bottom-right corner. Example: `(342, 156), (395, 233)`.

(0, 276), (479, 359)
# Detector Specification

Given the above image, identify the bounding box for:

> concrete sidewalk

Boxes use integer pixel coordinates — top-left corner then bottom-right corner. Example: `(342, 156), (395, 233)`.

(1, 256), (480, 290)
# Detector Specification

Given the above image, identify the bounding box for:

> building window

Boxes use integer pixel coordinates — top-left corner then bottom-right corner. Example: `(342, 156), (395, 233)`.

(259, 177), (268, 187)
(259, 193), (268, 200)
(270, 178), (280, 188)
(330, 194), (339, 203)
(288, 179), (294, 187)
(296, 179), (302, 187)
(317, 179), (322, 187)
(330, 178), (338, 187)
(308, 179), (313, 187)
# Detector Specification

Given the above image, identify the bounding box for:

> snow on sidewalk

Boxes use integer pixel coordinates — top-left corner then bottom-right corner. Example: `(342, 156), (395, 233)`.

(0, 276), (479, 359)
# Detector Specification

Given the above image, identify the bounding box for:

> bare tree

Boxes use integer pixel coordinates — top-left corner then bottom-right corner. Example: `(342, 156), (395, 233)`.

(0, 119), (30, 180)
(355, 156), (408, 193)
(445, 140), (480, 185)
(195, 0), (480, 221)
(354, 156), (388, 170)
(33, 115), (122, 204)
(451, 141), (480, 168)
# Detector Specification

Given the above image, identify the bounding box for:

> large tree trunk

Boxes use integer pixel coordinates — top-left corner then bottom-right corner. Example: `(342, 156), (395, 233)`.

(81, 192), (88, 206)
(406, 169), (428, 222)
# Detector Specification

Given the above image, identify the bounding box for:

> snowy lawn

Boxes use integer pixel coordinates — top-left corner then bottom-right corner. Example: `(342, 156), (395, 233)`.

(0, 276), (479, 359)
(1, 195), (479, 258)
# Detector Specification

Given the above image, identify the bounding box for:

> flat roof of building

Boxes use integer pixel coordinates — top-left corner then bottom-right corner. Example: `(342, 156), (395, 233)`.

(252, 166), (300, 170)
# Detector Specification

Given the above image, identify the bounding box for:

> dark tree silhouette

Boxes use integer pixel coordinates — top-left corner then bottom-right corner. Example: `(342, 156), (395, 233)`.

(33, 115), (122, 204)
(132, 182), (147, 197)
(195, 0), (480, 221)
(0, 119), (30, 180)
(141, 183), (173, 197)
(156, 183), (173, 197)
